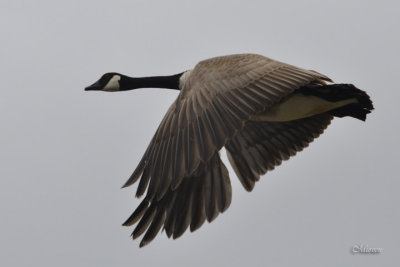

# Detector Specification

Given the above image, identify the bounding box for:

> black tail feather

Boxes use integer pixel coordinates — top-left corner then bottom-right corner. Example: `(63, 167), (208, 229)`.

(326, 84), (373, 121)
(329, 103), (371, 121)
(299, 84), (374, 121)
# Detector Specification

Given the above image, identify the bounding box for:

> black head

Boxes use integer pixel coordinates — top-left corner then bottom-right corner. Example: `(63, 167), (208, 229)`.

(85, 72), (123, 91)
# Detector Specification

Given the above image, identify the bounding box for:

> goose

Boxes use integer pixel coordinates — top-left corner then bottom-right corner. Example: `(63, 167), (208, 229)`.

(85, 53), (374, 247)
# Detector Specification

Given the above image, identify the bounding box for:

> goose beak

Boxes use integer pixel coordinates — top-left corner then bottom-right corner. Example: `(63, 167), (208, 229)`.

(85, 80), (102, 91)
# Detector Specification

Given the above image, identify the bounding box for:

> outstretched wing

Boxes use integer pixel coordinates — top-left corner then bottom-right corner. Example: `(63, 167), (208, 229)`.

(122, 54), (331, 246)
(123, 54), (331, 197)
(123, 153), (231, 247)
(225, 114), (333, 191)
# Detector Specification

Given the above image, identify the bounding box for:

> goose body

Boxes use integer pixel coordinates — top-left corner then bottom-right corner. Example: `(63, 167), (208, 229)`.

(85, 54), (373, 247)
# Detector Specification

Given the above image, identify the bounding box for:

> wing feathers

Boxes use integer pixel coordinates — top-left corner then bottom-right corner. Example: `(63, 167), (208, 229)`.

(147, 140), (164, 198)
(131, 203), (157, 239)
(209, 101), (230, 136)
(218, 93), (248, 121)
(122, 156), (146, 188)
(226, 114), (333, 191)
(124, 153), (232, 246)
(203, 109), (219, 147)
(190, 177), (207, 232)
(213, 97), (240, 133)
(140, 208), (167, 247)
(172, 180), (193, 239)
(172, 130), (185, 190)
(123, 54), (333, 246)
(226, 149), (257, 191)
(197, 114), (215, 161)
(155, 136), (173, 200)
(122, 197), (150, 226)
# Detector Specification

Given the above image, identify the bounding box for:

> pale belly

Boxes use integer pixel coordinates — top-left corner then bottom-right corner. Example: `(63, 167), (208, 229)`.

(250, 93), (357, 122)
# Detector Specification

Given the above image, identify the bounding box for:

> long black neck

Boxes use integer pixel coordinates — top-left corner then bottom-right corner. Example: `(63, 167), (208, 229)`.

(119, 73), (183, 91)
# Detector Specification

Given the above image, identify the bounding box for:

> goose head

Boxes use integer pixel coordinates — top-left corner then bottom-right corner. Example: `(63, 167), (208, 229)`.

(85, 71), (187, 92)
(85, 72), (122, 92)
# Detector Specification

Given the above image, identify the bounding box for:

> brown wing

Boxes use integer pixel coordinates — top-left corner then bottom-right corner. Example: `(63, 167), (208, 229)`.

(225, 114), (333, 191)
(122, 153), (231, 247)
(122, 54), (331, 246)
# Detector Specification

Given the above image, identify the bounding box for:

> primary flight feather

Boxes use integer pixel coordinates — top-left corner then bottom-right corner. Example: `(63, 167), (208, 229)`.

(85, 54), (373, 247)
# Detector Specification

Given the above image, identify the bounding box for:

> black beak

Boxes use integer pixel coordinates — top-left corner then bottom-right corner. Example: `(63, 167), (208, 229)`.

(85, 80), (102, 91)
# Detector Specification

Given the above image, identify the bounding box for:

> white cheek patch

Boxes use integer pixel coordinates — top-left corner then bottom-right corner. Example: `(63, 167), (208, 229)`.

(104, 75), (121, 91)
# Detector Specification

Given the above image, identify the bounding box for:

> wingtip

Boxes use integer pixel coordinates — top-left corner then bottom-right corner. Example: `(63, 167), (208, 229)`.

(121, 179), (134, 189)
(139, 240), (149, 248)
(121, 221), (130, 227)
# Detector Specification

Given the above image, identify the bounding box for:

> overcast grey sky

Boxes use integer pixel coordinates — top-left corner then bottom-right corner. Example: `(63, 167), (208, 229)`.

(1, 0), (399, 266)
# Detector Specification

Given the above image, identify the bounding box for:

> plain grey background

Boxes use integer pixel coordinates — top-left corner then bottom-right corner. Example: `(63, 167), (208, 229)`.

(1, 0), (399, 266)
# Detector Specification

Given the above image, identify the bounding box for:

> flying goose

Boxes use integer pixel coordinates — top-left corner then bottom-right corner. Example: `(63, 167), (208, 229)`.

(85, 54), (373, 247)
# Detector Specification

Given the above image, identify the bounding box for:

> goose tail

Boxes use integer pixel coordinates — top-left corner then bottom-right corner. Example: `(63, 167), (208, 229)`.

(299, 84), (374, 121)
(326, 84), (374, 121)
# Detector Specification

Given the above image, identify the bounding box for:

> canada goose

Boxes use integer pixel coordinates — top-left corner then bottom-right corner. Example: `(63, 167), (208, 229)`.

(85, 54), (373, 247)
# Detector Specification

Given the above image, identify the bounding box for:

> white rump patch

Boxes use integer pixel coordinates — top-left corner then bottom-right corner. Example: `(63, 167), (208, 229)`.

(251, 94), (358, 122)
